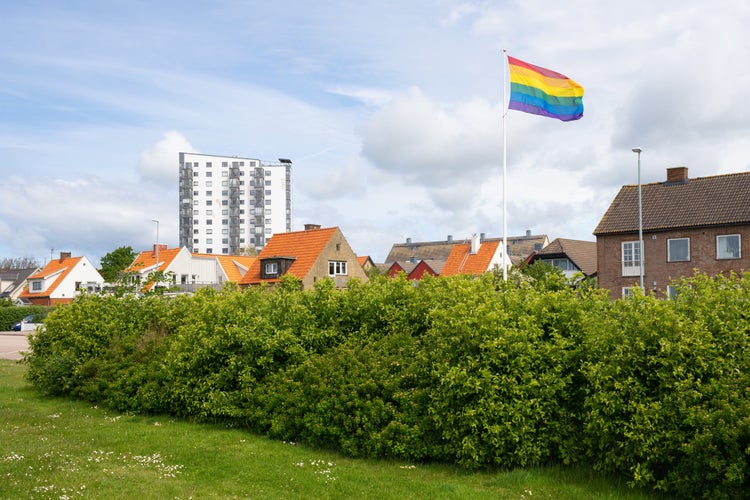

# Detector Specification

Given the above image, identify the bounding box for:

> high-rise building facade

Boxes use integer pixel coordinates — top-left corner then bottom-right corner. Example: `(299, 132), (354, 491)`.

(179, 152), (292, 254)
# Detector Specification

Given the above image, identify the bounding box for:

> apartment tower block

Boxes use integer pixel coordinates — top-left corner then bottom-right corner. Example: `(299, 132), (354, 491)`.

(179, 152), (292, 254)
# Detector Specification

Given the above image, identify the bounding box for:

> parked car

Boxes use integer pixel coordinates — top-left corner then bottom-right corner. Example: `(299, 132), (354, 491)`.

(10, 313), (45, 332)
(11, 315), (35, 331)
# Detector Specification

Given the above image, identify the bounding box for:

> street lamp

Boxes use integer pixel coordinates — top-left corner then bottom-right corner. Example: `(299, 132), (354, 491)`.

(632, 148), (644, 290)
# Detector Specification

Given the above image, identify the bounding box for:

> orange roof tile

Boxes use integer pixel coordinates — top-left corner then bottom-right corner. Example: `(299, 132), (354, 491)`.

(240, 227), (338, 285)
(20, 256), (82, 299)
(441, 240), (501, 276)
(214, 255), (257, 283)
(126, 246), (182, 273)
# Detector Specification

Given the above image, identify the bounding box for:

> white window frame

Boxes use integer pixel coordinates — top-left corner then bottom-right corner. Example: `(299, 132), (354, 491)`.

(621, 241), (642, 277)
(667, 238), (690, 262)
(328, 260), (347, 276)
(265, 262), (278, 275)
(717, 234), (741, 259)
(622, 286), (637, 299)
(32, 280), (43, 291)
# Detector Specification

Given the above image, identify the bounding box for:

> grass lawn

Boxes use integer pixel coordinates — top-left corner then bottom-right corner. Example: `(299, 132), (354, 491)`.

(0, 360), (663, 499)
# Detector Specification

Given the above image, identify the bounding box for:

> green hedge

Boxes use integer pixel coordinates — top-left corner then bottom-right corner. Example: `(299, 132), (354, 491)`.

(0, 305), (53, 330)
(23, 272), (750, 497)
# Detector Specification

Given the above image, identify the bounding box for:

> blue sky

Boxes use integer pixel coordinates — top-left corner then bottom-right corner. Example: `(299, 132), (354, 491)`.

(2, 0), (750, 265)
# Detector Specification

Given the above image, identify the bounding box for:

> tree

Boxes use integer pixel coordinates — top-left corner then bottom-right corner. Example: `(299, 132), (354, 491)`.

(99, 246), (137, 283)
(0, 256), (41, 271)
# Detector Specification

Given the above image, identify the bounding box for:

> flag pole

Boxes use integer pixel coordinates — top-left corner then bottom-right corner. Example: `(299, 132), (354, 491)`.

(502, 49), (508, 281)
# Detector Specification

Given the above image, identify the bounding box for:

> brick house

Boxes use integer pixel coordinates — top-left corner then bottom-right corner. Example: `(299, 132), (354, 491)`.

(239, 224), (368, 289)
(594, 167), (750, 299)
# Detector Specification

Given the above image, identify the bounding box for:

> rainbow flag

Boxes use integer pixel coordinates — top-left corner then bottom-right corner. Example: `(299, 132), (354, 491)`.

(507, 56), (584, 122)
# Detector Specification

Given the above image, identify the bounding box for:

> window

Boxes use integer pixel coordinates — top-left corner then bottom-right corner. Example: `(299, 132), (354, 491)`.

(193, 181), (198, 187)
(193, 172), (199, 177)
(622, 286), (638, 299)
(206, 210), (213, 216)
(667, 238), (690, 262)
(206, 171), (212, 177)
(206, 238), (213, 244)
(206, 200), (212, 206)
(206, 219), (212, 225)
(193, 191), (199, 196)
(265, 209), (272, 215)
(193, 229), (199, 234)
(32, 280), (42, 291)
(193, 210), (198, 216)
(206, 229), (213, 235)
(206, 191), (212, 196)
(622, 241), (642, 276)
(265, 262), (278, 274)
(717, 234), (740, 259)
(193, 238), (199, 244)
(328, 261), (347, 276)
(206, 181), (212, 187)
(666, 285), (679, 300)
(265, 180), (271, 186)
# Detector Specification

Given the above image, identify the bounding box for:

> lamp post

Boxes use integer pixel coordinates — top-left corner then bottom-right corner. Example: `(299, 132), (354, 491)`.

(632, 148), (644, 290)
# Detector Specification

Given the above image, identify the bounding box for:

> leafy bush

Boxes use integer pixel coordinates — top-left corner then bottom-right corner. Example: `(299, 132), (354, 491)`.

(581, 275), (750, 498)
(21, 272), (750, 497)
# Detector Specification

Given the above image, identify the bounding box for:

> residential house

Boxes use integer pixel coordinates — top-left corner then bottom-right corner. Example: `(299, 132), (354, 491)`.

(441, 234), (511, 277)
(505, 231), (549, 263)
(0, 267), (40, 303)
(384, 261), (417, 278)
(239, 224), (368, 289)
(385, 236), (461, 263)
(594, 167), (750, 299)
(19, 252), (104, 305)
(527, 238), (597, 278)
(408, 259), (445, 280)
(126, 245), (256, 292)
(385, 231), (547, 268)
(357, 255), (376, 273)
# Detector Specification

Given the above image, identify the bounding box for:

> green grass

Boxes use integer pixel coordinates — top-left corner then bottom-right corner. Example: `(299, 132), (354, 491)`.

(0, 360), (663, 499)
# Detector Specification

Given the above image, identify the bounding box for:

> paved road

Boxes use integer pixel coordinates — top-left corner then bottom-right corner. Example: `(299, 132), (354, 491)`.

(0, 332), (30, 361)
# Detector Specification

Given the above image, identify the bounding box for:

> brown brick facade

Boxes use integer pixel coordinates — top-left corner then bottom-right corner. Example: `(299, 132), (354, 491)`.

(597, 225), (750, 299)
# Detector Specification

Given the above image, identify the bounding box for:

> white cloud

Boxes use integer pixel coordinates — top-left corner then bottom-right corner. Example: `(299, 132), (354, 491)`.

(360, 87), (501, 186)
(137, 131), (195, 185)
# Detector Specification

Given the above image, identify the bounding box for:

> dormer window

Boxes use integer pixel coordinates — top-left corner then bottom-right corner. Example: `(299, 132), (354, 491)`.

(31, 280), (42, 291)
(260, 256), (296, 279)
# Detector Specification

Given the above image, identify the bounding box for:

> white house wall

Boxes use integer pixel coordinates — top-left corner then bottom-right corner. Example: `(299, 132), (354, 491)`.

(52, 257), (104, 300)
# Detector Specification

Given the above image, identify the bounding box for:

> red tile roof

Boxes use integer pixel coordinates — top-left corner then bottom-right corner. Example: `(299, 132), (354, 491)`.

(126, 246), (182, 273)
(213, 255), (257, 283)
(441, 240), (501, 276)
(240, 227), (339, 285)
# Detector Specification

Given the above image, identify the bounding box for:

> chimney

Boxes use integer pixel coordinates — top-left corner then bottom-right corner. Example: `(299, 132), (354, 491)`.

(304, 223), (321, 231)
(480, 232), (486, 243)
(406, 237), (412, 244)
(666, 166), (688, 183)
(470, 234), (480, 255)
(525, 230), (532, 237)
(152, 244), (167, 256)
(447, 235), (453, 242)
(59, 251), (72, 262)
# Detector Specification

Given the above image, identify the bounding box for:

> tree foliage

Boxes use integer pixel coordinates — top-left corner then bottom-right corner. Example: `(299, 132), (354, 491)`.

(99, 246), (137, 283)
(0, 256), (41, 271)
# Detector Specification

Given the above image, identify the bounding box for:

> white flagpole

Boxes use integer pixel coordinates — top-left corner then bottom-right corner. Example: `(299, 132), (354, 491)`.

(502, 49), (508, 281)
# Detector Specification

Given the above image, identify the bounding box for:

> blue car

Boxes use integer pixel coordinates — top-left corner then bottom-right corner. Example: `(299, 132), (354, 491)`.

(11, 315), (36, 331)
